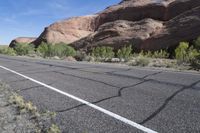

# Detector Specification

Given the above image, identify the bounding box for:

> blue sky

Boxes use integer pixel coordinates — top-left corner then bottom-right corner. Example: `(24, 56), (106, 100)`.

(0, 0), (120, 45)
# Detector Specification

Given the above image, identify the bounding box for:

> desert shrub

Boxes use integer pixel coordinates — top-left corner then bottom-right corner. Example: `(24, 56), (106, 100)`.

(145, 51), (153, 58)
(37, 42), (54, 58)
(91, 46), (115, 60)
(193, 36), (200, 50)
(190, 55), (200, 70)
(188, 46), (200, 62)
(152, 50), (169, 59)
(130, 56), (150, 67)
(47, 124), (61, 133)
(175, 42), (200, 65)
(117, 45), (133, 61)
(14, 43), (35, 56)
(37, 42), (76, 58)
(75, 51), (87, 61)
(0, 47), (16, 56)
(139, 50), (169, 59)
(188, 46), (200, 69)
(175, 42), (190, 63)
(53, 43), (76, 57)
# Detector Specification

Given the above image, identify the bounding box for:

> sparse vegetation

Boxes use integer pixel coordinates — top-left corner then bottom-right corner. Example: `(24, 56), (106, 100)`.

(91, 46), (115, 61)
(139, 50), (169, 59)
(37, 42), (76, 58)
(9, 93), (38, 115)
(47, 124), (61, 133)
(54, 43), (76, 58)
(37, 42), (54, 58)
(14, 43), (35, 56)
(175, 42), (190, 63)
(1, 36), (200, 71)
(0, 47), (16, 56)
(8, 92), (60, 133)
(175, 42), (200, 64)
(193, 36), (200, 50)
(117, 45), (133, 61)
(130, 56), (150, 67)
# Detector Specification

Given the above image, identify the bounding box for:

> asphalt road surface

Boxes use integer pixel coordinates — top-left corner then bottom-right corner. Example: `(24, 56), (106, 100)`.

(0, 54), (200, 133)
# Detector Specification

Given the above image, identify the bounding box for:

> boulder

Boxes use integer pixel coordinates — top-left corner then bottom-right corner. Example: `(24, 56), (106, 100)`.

(9, 37), (36, 48)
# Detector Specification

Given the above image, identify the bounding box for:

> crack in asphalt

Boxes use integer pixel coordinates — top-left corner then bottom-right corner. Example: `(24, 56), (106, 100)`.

(7, 79), (28, 83)
(17, 83), (53, 92)
(139, 80), (200, 124)
(52, 71), (120, 88)
(18, 85), (43, 92)
(192, 86), (200, 90)
(1, 56), (199, 128)
(55, 81), (147, 113)
(142, 71), (163, 79)
(107, 71), (184, 87)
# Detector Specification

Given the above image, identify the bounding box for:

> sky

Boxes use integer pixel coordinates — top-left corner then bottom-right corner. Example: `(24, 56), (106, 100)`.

(0, 0), (121, 45)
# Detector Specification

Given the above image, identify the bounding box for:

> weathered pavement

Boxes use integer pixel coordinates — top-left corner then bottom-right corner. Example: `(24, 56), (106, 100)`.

(0, 54), (200, 133)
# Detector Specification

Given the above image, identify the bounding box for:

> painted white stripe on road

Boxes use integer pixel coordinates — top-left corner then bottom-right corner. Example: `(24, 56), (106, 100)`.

(0, 65), (158, 133)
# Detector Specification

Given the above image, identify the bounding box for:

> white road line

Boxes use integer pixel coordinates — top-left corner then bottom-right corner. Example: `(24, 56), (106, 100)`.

(0, 65), (158, 133)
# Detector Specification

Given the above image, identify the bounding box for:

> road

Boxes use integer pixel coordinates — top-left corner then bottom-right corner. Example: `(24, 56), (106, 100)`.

(0, 54), (200, 133)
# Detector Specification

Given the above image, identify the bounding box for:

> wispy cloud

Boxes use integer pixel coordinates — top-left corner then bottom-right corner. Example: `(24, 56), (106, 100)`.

(48, 2), (66, 10)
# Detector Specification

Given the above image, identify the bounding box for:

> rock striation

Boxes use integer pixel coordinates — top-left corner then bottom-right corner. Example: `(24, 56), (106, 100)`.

(72, 0), (200, 51)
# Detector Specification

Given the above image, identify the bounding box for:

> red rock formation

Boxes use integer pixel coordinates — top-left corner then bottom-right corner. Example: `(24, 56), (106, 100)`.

(33, 15), (98, 46)
(9, 37), (36, 47)
(71, 0), (200, 51)
(11, 0), (200, 51)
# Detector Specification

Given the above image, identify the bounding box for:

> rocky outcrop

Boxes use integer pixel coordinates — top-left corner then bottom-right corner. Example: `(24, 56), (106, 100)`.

(33, 15), (98, 47)
(9, 37), (36, 47)
(139, 6), (200, 50)
(96, 0), (200, 26)
(12, 0), (200, 51)
(72, 19), (164, 50)
(71, 0), (200, 51)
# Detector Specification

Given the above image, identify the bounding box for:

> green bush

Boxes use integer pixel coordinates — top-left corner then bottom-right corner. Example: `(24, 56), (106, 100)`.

(47, 124), (61, 133)
(14, 43), (35, 56)
(91, 46), (115, 59)
(117, 45), (133, 61)
(152, 50), (169, 59)
(191, 55), (200, 70)
(53, 43), (76, 57)
(175, 42), (200, 64)
(193, 36), (200, 50)
(139, 50), (169, 59)
(131, 56), (150, 67)
(37, 42), (54, 58)
(188, 46), (200, 62)
(0, 47), (16, 56)
(175, 42), (190, 63)
(37, 42), (76, 58)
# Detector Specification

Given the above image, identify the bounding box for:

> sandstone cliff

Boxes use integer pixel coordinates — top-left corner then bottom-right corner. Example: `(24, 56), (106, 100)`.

(9, 37), (36, 47)
(10, 0), (200, 51)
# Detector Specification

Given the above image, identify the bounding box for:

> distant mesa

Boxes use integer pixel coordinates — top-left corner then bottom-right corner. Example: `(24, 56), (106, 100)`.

(9, 37), (36, 47)
(9, 0), (200, 51)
